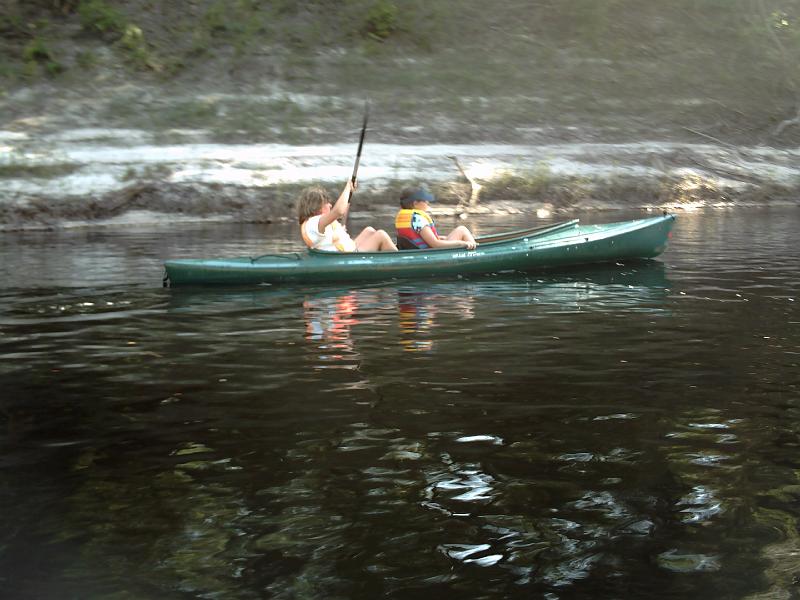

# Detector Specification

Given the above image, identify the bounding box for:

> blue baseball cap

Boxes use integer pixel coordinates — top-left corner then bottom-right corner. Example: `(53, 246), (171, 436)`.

(400, 187), (436, 207)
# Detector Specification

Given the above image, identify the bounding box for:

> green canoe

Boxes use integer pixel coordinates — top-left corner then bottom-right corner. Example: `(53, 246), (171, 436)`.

(163, 214), (676, 286)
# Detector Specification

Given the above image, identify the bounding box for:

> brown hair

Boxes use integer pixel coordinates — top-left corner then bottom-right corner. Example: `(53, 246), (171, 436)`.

(399, 187), (417, 210)
(296, 186), (330, 225)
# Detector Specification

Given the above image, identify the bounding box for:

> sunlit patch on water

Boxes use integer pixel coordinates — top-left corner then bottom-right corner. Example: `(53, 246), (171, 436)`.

(592, 412), (636, 421)
(688, 420), (741, 429)
(677, 485), (724, 524)
(454, 434), (504, 444)
(333, 426), (400, 453)
(425, 464), (497, 505)
(657, 549), (722, 572)
(558, 452), (595, 462)
(557, 447), (639, 466)
(541, 552), (601, 587)
(440, 543), (503, 567)
(379, 443), (424, 461)
(569, 490), (630, 520)
(686, 452), (732, 468)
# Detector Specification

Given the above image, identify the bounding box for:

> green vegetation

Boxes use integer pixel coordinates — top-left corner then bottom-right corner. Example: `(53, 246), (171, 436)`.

(1, 0), (799, 144)
(1, 0), (436, 78)
(119, 24), (160, 71)
(22, 36), (63, 76)
(364, 0), (399, 41)
(480, 166), (550, 202)
(75, 0), (162, 71)
(77, 0), (126, 35)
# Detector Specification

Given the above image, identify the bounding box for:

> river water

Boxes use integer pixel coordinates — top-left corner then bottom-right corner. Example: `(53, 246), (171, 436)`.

(1, 207), (798, 599)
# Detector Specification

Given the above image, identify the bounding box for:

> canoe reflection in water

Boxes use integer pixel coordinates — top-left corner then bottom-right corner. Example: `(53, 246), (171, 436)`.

(302, 292), (361, 368)
(398, 290), (436, 352)
(397, 289), (476, 352)
(167, 260), (670, 373)
(301, 286), (479, 360)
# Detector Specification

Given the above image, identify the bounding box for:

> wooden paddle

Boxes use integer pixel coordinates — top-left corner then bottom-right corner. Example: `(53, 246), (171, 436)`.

(346, 102), (369, 231)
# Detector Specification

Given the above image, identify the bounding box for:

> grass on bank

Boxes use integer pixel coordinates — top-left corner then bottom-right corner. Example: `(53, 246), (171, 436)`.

(1, 1), (799, 145)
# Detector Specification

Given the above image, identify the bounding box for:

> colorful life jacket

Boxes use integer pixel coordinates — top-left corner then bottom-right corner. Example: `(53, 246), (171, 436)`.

(395, 209), (439, 249)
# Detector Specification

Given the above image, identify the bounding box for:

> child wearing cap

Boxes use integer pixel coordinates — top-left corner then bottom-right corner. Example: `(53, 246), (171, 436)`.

(394, 187), (477, 250)
(297, 180), (397, 252)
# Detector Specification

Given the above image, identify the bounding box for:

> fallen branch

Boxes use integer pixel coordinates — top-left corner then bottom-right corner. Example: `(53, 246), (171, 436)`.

(448, 155), (481, 207)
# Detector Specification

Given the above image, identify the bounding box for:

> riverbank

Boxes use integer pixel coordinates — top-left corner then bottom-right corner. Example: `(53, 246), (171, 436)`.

(2, 2), (799, 230)
(1, 125), (798, 231)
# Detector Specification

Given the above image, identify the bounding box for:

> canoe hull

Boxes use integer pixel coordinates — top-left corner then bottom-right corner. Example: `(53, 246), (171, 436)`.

(164, 214), (676, 286)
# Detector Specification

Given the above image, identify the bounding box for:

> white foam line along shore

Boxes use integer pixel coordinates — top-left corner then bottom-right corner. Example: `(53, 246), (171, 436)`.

(2, 128), (799, 200)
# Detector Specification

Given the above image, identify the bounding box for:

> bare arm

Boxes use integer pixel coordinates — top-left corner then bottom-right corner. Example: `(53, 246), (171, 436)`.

(419, 226), (475, 249)
(318, 180), (355, 233)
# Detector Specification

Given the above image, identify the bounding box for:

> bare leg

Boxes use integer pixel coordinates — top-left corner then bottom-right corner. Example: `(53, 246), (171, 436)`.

(355, 228), (398, 251)
(446, 225), (476, 245)
(353, 226), (376, 240)
(354, 227), (375, 248)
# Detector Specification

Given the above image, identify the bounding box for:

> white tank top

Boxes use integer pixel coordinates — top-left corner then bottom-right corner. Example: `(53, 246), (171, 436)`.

(301, 215), (357, 252)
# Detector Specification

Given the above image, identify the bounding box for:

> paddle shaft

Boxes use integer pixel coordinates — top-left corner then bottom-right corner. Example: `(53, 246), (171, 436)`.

(346, 104), (369, 231)
(350, 105), (369, 196)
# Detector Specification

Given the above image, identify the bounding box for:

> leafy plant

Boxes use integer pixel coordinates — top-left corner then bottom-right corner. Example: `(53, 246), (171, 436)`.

(22, 37), (63, 76)
(119, 24), (160, 71)
(22, 37), (52, 62)
(364, 0), (399, 41)
(78, 0), (126, 35)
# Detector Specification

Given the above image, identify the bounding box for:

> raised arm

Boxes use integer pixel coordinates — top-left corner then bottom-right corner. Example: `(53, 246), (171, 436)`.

(318, 180), (355, 233)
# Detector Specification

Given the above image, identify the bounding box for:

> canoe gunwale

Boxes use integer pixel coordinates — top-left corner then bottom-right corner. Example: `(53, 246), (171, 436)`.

(472, 219), (579, 244)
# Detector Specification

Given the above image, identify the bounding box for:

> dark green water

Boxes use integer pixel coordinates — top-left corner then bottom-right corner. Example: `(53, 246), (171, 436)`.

(1, 208), (799, 599)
